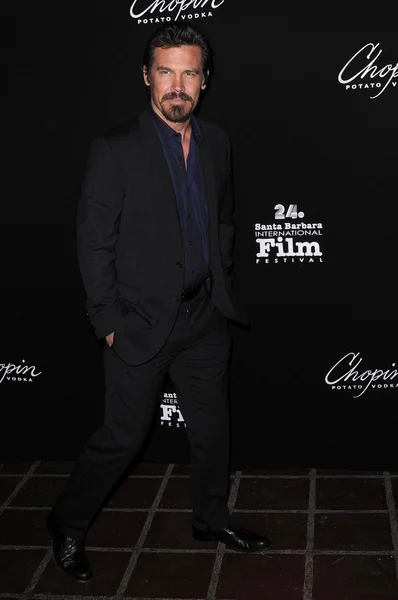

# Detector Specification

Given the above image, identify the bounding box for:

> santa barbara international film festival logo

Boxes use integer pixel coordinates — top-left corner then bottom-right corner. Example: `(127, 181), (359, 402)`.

(255, 203), (323, 265)
(325, 352), (398, 399)
(0, 359), (42, 384)
(338, 42), (398, 99)
(129, 0), (225, 25)
(160, 392), (186, 428)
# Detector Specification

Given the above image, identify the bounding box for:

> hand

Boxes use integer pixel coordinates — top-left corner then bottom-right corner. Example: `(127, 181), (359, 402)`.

(105, 332), (114, 347)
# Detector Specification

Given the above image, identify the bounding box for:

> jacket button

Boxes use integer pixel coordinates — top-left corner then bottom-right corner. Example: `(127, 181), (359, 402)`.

(176, 261), (182, 268)
(174, 296), (180, 302)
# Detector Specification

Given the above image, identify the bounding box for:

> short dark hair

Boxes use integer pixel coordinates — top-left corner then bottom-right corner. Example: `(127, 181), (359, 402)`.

(142, 23), (213, 82)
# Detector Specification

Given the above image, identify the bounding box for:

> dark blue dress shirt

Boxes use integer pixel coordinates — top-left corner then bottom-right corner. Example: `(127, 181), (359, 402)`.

(149, 106), (210, 289)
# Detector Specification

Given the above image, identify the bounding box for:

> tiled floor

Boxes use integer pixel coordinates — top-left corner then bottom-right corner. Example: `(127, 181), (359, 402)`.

(1, 462), (398, 599)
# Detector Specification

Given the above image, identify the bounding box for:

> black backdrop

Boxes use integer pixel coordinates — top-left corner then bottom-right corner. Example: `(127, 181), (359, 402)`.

(2, 2), (398, 468)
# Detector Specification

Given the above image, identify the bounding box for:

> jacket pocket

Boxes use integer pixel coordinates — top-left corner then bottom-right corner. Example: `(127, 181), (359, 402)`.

(119, 296), (158, 328)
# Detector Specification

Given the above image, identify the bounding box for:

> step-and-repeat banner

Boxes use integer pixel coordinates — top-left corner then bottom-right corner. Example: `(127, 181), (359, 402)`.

(2, 3), (398, 467)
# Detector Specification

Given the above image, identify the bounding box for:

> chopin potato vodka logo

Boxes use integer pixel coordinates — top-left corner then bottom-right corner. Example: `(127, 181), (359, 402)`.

(325, 352), (398, 398)
(0, 359), (42, 384)
(338, 42), (398, 99)
(130, 0), (225, 24)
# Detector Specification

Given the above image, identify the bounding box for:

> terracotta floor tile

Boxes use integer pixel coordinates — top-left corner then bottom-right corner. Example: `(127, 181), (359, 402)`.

(0, 476), (22, 504)
(235, 478), (309, 510)
(0, 509), (50, 545)
(87, 510), (148, 547)
(389, 477), (398, 508)
(171, 463), (236, 476)
(144, 512), (217, 549)
(0, 549), (46, 593)
(35, 461), (74, 474)
(317, 469), (383, 476)
(9, 476), (67, 507)
(1, 463), (35, 474)
(242, 467), (311, 476)
(315, 513), (392, 551)
(316, 477), (387, 509)
(125, 552), (215, 598)
(231, 512), (308, 549)
(4, 466), (398, 598)
(159, 477), (193, 509)
(128, 462), (168, 476)
(34, 550), (130, 595)
(216, 554), (305, 600)
(313, 554), (398, 600)
(105, 477), (160, 509)
(170, 463), (193, 475)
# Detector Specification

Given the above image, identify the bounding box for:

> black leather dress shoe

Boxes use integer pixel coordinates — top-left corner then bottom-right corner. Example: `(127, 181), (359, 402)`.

(46, 515), (93, 582)
(193, 525), (271, 552)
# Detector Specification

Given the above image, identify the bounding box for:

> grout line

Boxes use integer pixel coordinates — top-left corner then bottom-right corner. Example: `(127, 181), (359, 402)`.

(0, 596), (209, 600)
(232, 508), (389, 514)
(240, 474), (386, 479)
(1, 505), (391, 515)
(302, 468), (316, 600)
(311, 550), (396, 555)
(0, 545), (395, 556)
(0, 473), (180, 480)
(23, 549), (52, 596)
(2, 471), (394, 479)
(205, 470), (242, 600)
(240, 474), (311, 479)
(0, 461), (41, 517)
(384, 471), (398, 582)
(116, 463), (175, 596)
(0, 474), (33, 478)
(1, 545), (52, 550)
(1, 506), (390, 514)
(129, 474), (188, 479)
(316, 474), (387, 479)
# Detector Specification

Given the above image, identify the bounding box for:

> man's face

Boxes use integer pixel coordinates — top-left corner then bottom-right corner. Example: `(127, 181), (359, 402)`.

(143, 45), (207, 123)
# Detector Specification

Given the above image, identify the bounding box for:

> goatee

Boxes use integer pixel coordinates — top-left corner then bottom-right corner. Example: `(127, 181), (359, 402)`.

(160, 92), (194, 123)
(161, 104), (193, 123)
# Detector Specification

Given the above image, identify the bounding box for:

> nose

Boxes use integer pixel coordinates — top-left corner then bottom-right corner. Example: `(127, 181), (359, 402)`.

(171, 73), (184, 92)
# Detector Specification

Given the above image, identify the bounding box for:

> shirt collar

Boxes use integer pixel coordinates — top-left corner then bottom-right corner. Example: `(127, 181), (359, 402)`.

(148, 104), (203, 145)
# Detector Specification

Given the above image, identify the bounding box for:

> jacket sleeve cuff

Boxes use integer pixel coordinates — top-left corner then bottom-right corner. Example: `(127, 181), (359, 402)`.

(89, 301), (120, 339)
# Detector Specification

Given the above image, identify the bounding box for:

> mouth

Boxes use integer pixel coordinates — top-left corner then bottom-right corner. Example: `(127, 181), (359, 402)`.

(169, 97), (185, 103)
(162, 94), (192, 105)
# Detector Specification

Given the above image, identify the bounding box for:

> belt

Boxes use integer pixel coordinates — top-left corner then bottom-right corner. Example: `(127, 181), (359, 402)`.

(180, 282), (204, 303)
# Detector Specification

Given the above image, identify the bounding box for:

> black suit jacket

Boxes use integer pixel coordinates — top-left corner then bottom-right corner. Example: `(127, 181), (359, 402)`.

(77, 109), (248, 365)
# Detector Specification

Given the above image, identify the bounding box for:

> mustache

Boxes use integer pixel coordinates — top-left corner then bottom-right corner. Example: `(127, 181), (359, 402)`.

(162, 91), (193, 103)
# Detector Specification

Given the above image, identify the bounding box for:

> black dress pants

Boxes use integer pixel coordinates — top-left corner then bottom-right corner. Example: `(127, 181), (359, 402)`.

(50, 284), (232, 537)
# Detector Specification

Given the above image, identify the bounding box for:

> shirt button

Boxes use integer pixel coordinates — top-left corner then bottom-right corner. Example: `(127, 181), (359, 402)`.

(189, 241), (193, 246)
(187, 213), (191, 218)
(176, 262), (182, 268)
(173, 296), (180, 302)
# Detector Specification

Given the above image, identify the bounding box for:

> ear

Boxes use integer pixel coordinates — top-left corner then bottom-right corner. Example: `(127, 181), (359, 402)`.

(143, 65), (150, 87)
(201, 70), (209, 90)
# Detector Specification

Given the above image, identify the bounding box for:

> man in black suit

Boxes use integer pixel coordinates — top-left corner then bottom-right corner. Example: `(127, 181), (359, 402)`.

(47, 23), (270, 581)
